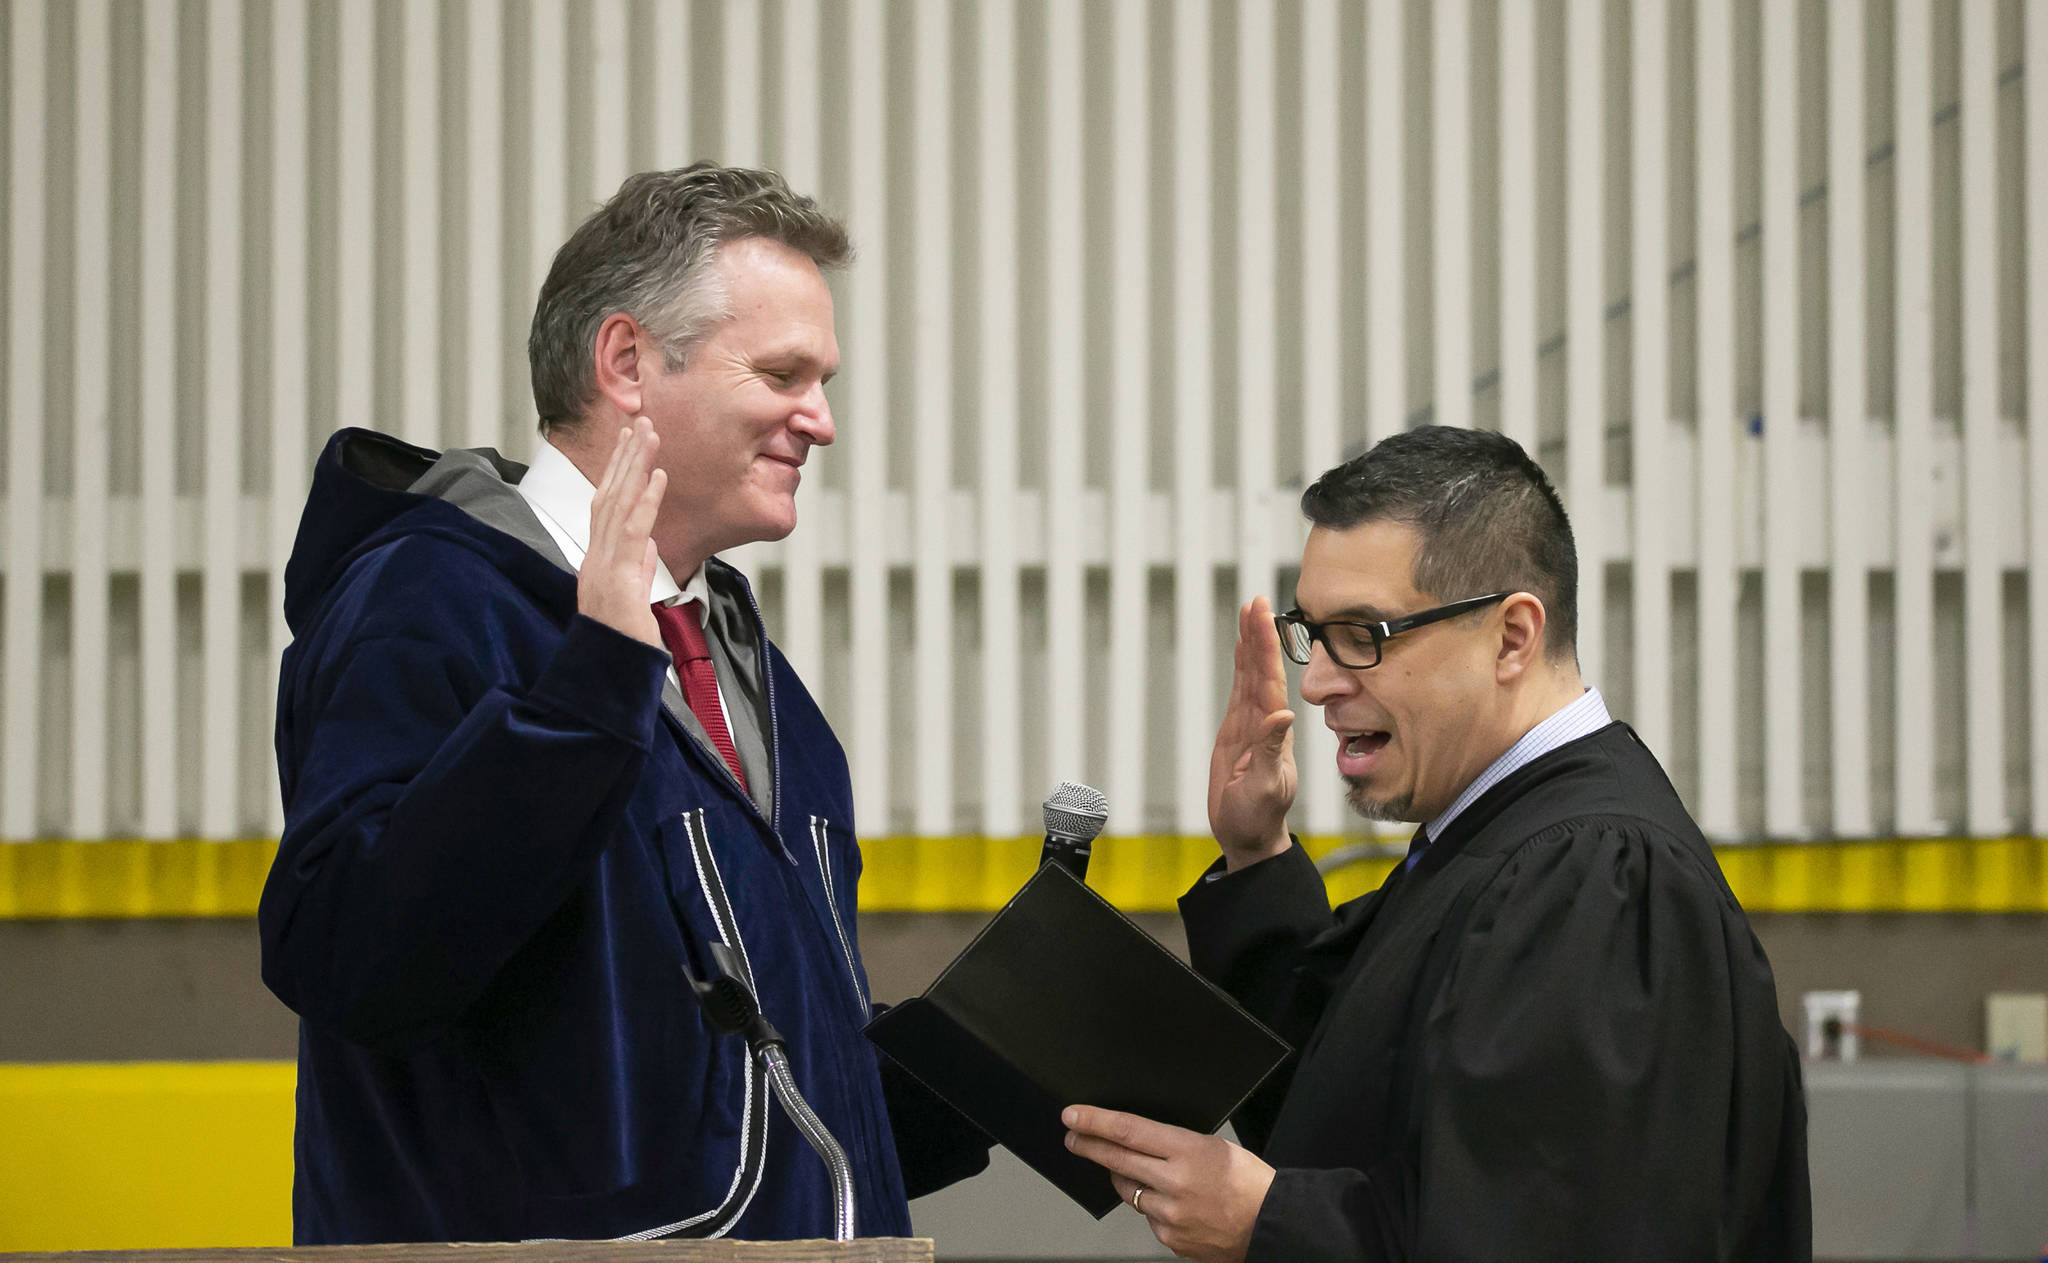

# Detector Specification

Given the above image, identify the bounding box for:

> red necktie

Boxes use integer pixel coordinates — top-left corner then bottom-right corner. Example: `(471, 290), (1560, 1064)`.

(651, 600), (749, 792)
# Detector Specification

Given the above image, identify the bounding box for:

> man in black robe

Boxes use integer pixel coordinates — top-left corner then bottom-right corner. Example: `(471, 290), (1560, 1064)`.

(1064, 426), (1810, 1262)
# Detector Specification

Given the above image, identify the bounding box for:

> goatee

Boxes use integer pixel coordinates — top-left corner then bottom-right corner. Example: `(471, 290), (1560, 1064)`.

(1343, 775), (1413, 824)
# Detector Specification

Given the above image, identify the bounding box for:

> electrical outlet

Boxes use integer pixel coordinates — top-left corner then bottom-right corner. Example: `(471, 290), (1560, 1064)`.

(1802, 990), (1860, 1062)
(1986, 993), (2047, 1063)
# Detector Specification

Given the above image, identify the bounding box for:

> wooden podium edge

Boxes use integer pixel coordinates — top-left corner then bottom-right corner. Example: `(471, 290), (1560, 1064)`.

(0, 1239), (934, 1262)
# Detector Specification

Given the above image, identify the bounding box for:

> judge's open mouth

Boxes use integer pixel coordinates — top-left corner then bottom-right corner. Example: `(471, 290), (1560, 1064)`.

(1335, 729), (1392, 775)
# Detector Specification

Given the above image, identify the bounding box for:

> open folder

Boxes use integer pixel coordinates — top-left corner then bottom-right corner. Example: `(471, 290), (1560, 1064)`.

(864, 862), (1293, 1217)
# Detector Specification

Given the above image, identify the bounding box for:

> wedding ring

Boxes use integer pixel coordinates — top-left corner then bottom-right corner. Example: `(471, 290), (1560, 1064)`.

(1131, 1186), (1146, 1213)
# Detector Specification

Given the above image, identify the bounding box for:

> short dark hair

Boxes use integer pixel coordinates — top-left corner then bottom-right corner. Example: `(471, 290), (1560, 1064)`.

(1300, 426), (1579, 659)
(528, 163), (852, 434)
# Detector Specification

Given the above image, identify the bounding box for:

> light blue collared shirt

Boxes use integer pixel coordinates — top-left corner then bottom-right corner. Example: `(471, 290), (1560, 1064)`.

(1407, 687), (1613, 869)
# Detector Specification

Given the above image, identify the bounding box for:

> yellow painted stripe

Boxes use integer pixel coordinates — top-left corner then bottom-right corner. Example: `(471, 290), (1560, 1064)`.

(0, 1061), (295, 1251)
(2, 835), (2044, 917)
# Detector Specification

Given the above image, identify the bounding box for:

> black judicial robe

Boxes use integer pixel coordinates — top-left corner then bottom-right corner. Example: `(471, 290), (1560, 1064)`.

(1180, 723), (1811, 1262)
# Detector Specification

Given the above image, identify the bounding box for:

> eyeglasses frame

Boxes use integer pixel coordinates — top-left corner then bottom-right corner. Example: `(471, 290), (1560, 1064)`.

(1274, 591), (1513, 669)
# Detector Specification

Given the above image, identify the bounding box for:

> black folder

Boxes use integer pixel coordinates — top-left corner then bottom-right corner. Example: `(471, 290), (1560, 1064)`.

(863, 862), (1292, 1217)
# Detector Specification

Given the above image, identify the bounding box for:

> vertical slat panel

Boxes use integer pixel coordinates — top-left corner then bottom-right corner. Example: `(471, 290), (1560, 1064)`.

(402, 0), (440, 449)
(1566, 0), (1605, 692)
(1959, 0), (2003, 835)
(1365, 0), (1403, 448)
(2, 0), (46, 839)
(529, 0), (566, 290)
(1433, 0), (1470, 433)
(1044, 0), (1084, 786)
(912, 0), (952, 836)
(978, 0), (1021, 838)
(1893, 0), (1937, 835)
(271, 0), (311, 838)
(652, 0), (692, 166)
(1828, 0), (1871, 837)
(2029, 2), (2048, 835)
(1760, 0), (1802, 838)
(845, 0), (890, 824)
(1236, 0), (1274, 609)
(138, 0), (177, 837)
(338, 0), (375, 433)
(590, 0), (628, 199)
(466, 0), (503, 448)
(202, 0), (244, 840)
(1173, 0), (1215, 834)
(1300, 0), (1343, 838)
(1694, 0), (1739, 839)
(1298, 0), (1339, 503)
(71, 0), (112, 839)
(1107, 0), (1149, 833)
(1497, 0), (1536, 453)
(324, 0), (372, 863)
(321, 0), (372, 887)
(723, 0), (760, 167)
(15, 0), (2037, 864)
(1631, 0), (1670, 760)
(779, 0), (824, 681)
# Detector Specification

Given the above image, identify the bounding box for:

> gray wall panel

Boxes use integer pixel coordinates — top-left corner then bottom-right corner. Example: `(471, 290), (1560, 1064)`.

(1807, 1063), (1970, 1261)
(1971, 1066), (2048, 1259)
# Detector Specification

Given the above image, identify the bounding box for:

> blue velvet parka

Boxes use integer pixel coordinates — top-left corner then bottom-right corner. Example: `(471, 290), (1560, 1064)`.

(260, 429), (980, 1244)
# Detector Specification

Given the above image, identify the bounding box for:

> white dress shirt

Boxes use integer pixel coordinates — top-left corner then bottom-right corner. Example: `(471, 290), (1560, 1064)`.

(1410, 686), (1613, 866)
(515, 439), (733, 728)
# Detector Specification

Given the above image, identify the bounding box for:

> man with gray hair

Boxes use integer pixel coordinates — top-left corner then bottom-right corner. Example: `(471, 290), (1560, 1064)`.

(262, 163), (987, 1245)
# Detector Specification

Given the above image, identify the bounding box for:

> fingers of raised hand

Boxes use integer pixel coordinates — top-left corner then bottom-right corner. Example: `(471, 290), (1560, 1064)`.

(590, 424), (633, 544)
(626, 465), (666, 538)
(598, 423), (631, 498)
(578, 419), (665, 647)
(640, 536), (660, 587)
(594, 420), (658, 538)
(1257, 709), (1295, 755)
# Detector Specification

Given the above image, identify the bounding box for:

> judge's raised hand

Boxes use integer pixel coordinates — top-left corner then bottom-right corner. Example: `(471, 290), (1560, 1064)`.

(578, 417), (668, 650)
(1064, 1105), (1274, 1263)
(1207, 595), (1296, 870)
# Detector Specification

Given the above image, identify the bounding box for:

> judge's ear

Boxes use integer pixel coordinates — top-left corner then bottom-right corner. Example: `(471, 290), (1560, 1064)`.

(1495, 592), (1547, 684)
(590, 312), (649, 417)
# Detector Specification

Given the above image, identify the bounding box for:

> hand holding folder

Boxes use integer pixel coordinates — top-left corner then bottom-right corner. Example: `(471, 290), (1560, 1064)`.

(864, 863), (1292, 1217)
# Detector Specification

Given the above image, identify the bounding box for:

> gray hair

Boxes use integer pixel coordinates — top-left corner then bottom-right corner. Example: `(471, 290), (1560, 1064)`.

(528, 163), (852, 434)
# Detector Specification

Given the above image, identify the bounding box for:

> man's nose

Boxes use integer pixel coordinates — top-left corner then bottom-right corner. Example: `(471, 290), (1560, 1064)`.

(794, 391), (835, 446)
(1299, 641), (1354, 706)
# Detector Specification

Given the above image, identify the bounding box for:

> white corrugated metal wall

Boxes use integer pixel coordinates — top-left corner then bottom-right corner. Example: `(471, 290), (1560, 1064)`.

(0, 0), (2039, 846)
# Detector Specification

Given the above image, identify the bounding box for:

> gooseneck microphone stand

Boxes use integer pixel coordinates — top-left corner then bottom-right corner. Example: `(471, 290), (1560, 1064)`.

(686, 942), (858, 1243)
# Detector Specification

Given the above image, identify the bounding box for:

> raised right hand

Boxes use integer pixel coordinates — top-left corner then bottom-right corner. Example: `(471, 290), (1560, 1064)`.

(1206, 595), (1297, 871)
(578, 418), (667, 649)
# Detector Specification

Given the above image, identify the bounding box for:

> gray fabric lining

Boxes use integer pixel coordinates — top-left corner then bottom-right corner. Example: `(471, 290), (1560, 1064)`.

(700, 568), (773, 821)
(408, 445), (775, 820)
(405, 447), (572, 572)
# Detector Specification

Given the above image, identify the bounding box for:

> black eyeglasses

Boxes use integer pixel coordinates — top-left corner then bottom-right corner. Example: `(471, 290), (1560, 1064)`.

(1275, 592), (1511, 669)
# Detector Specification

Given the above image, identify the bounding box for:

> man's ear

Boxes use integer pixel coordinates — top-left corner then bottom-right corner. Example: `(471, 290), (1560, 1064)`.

(1496, 592), (1547, 683)
(591, 312), (647, 416)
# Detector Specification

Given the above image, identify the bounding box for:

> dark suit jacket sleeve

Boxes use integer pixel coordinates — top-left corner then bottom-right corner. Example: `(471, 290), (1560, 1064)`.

(1179, 839), (1339, 1151)
(262, 573), (671, 1054)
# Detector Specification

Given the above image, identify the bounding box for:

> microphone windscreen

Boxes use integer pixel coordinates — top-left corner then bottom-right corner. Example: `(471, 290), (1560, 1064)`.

(1041, 781), (1109, 842)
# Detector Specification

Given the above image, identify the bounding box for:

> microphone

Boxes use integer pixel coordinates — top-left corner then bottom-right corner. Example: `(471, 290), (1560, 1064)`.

(1040, 781), (1109, 881)
(677, 941), (858, 1242)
